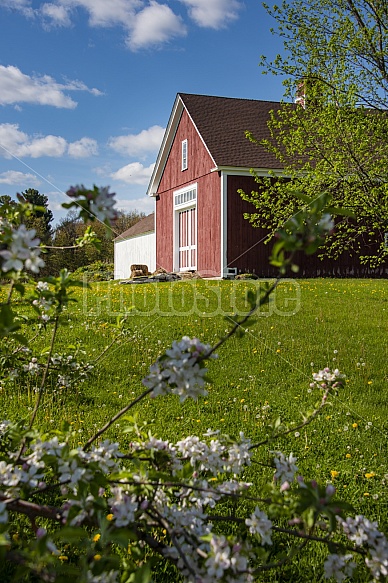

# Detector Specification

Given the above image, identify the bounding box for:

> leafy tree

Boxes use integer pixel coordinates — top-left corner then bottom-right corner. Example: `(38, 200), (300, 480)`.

(0, 195), (15, 207)
(49, 210), (87, 274)
(242, 0), (388, 267)
(49, 209), (146, 274)
(83, 209), (146, 265)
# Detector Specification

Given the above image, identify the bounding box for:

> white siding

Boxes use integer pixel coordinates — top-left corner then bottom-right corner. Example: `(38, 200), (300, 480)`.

(114, 232), (156, 280)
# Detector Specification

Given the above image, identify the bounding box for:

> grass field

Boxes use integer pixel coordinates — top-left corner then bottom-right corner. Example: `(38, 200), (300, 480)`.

(1, 276), (387, 580)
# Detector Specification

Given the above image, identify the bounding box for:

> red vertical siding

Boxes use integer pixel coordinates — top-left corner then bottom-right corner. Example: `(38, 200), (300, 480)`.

(155, 190), (173, 272)
(197, 171), (221, 276)
(156, 109), (221, 276)
(226, 175), (388, 277)
(226, 175), (273, 275)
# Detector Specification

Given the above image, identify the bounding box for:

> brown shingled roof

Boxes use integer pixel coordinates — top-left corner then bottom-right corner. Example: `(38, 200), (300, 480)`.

(179, 93), (284, 169)
(115, 213), (154, 241)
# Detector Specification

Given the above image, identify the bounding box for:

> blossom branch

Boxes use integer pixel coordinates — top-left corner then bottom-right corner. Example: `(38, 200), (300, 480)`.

(201, 275), (282, 361)
(249, 385), (331, 451)
(83, 387), (154, 450)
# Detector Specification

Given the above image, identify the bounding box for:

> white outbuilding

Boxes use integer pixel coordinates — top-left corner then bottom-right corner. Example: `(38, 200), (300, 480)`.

(114, 213), (156, 280)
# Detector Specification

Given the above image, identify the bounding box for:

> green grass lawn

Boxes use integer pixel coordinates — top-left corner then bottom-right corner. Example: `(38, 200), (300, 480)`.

(1, 277), (387, 581)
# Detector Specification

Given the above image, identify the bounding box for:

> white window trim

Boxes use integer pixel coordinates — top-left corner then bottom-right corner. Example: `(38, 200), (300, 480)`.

(182, 139), (188, 171)
(174, 185), (197, 208)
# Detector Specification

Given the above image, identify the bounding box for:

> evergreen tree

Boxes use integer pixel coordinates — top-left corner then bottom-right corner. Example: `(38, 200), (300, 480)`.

(19, 189), (54, 245)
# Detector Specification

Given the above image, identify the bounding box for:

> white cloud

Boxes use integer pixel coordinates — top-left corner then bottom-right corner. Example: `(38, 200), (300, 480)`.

(0, 65), (102, 108)
(68, 137), (98, 158)
(0, 170), (41, 187)
(0, 0), (35, 18)
(40, 3), (72, 26)
(2, 0), (241, 50)
(179, 0), (241, 28)
(116, 195), (155, 215)
(110, 162), (155, 184)
(0, 123), (98, 159)
(108, 125), (165, 157)
(128, 2), (186, 50)
(56, 0), (137, 27)
(20, 135), (68, 158)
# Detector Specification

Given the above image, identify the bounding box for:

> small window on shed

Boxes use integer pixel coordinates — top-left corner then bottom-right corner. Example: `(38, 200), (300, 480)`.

(182, 139), (188, 171)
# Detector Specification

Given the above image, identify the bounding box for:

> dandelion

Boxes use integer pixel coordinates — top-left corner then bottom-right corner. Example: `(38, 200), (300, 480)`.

(330, 470), (339, 479)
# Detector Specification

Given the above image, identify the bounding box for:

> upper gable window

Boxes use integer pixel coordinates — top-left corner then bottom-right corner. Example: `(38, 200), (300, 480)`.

(181, 139), (188, 171)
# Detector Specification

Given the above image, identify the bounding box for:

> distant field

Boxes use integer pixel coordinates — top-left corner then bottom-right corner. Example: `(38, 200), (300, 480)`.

(1, 277), (387, 580)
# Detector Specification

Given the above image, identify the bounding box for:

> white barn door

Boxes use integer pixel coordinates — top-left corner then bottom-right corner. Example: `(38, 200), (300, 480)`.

(178, 207), (196, 270)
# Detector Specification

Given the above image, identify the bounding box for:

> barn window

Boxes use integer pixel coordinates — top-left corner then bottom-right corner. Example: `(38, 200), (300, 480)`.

(182, 139), (188, 171)
(174, 187), (196, 207)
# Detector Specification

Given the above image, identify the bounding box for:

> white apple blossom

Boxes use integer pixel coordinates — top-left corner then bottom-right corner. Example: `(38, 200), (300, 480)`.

(339, 515), (388, 580)
(0, 420), (11, 434)
(0, 460), (22, 488)
(62, 493), (97, 526)
(36, 281), (49, 291)
(89, 186), (117, 223)
(23, 358), (39, 375)
(273, 451), (298, 484)
(339, 515), (384, 548)
(0, 224), (45, 273)
(366, 541), (388, 580)
(58, 458), (93, 491)
(82, 439), (122, 474)
(324, 553), (356, 581)
(225, 433), (252, 473)
(204, 535), (253, 582)
(142, 336), (216, 402)
(311, 367), (345, 390)
(108, 487), (138, 527)
(30, 436), (66, 459)
(245, 507), (273, 545)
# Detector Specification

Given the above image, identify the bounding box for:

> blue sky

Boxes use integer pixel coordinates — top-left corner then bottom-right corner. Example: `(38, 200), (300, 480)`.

(0, 0), (286, 224)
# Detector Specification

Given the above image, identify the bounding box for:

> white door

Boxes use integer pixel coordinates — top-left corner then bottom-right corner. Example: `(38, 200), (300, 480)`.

(178, 207), (196, 270)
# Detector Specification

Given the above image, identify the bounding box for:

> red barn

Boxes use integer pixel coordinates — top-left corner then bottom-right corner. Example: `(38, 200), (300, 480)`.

(146, 93), (386, 278)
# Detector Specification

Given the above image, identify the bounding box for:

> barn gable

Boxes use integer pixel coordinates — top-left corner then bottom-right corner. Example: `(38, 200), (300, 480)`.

(147, 93), (286, 277)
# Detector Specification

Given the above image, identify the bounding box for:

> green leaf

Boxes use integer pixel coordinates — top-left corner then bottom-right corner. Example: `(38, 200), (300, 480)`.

(326, 206), (355, 218)
(129, 561), (152, 583)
